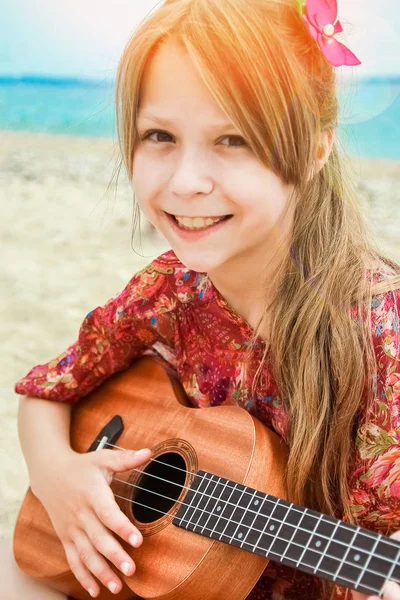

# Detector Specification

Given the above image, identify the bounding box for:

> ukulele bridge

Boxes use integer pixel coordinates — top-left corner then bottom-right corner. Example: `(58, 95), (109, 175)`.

(87, 415), (124, 452)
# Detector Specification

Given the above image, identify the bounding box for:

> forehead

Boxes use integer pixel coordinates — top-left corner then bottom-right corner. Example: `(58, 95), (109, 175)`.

(138, 41), (232, 126)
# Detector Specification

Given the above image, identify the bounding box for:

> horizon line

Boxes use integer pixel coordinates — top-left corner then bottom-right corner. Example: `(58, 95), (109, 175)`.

(0, 73), (400, 86)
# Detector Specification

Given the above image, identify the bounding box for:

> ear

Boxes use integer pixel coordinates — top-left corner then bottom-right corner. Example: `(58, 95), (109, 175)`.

(310, 128), (335, 180)
(317, 128), (335, 172)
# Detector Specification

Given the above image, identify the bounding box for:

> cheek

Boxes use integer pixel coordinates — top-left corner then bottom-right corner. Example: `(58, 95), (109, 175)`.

(131, 155), (159, 211)
(238, 167), (293, 220)
(237, 188), (291, 228)
(228, 165), (288, 214)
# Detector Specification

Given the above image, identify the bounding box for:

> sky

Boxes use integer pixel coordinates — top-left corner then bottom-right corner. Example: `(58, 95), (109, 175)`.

(0, 0), (399, 80)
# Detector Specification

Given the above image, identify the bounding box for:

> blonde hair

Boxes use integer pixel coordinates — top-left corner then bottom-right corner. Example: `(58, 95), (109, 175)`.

(115, 0), (400, 594)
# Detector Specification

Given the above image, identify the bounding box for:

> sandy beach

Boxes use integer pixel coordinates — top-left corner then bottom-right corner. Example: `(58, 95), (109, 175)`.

(1, 130), (399, 542)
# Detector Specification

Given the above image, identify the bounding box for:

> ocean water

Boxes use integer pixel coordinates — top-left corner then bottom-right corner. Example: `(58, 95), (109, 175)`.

(0, 75), (399, 160)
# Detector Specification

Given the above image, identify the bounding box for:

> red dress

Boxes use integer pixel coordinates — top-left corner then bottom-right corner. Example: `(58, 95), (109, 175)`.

(15, 250), (400, 599)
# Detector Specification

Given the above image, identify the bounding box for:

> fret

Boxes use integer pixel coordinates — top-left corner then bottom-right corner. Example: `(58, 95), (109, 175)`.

(308, 515), (339, 569)
(239, 492), (272, 550)
(223, 492), (289, 556)
(251, 496), (281, 553)
(205, 480), (242, 539)
(295, 512), (324, 568)
(295, 514), (343, 575)
(228, 490), (258, 545)
(259, 501), (294, 561)
(194, 477), (243, 540)
(313, 520), (341, 575)
(331, 525), (360, 584)
(216, 483), (243, 542)
(333, 526), (384, 593)
(177, 471), (215, 529)
(352, 533), (400, 597)
(365, 537), (400, 584)
(330, 527), (376, 572)
(208, 479), (235, 537)
(278, 506), (310, 563)
(353, 533), (383, 595)
(379, 542), (400, 594)
(220, 484), (249, 544)
(173, 472), (400, 597)
(263, 506), (317, 566)
(191, 474), (222, 533)
(197, 477), (227, 535)
(175, 470), (204, 527)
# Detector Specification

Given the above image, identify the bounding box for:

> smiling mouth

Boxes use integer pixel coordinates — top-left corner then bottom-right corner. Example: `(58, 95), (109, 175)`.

(166, 212), (233, 231)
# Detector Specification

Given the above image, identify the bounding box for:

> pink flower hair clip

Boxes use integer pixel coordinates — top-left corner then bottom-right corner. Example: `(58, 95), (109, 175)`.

(296, 0), (362, 67)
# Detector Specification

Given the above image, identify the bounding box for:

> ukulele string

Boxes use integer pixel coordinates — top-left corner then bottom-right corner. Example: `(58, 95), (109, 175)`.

(110, 471), (400, 571)
(104, 441), (400, 553)
(104, 441), (202, 479)
(111, 480), (400, 588)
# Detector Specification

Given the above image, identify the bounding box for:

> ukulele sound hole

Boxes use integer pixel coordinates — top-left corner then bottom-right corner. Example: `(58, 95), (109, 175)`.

(132, 452), (187, 523)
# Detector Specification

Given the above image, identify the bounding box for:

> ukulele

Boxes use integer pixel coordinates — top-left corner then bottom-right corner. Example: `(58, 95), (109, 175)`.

(13, 357), (400, 600)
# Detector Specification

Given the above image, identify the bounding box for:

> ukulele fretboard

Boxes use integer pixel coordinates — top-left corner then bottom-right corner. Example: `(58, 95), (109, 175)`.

(173, 471), (400, 596)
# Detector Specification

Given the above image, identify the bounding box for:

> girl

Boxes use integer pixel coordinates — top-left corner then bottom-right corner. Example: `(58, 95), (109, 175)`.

(4, 0), (400, 598)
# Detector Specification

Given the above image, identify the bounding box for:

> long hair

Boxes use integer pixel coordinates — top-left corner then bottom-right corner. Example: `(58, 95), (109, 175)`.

(115, 0), (400, 595)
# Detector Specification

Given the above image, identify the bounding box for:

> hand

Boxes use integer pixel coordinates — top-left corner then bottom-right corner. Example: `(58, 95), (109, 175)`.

(31, 446), (152, 598)
(352, 532), (400, 600)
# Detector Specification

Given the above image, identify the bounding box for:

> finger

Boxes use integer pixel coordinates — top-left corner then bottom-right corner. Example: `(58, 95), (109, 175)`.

(96, 448), (152, 476)
(74, 531), (123, 595)
(354, 593), (376, 600)
(381, 580), (400, 599)
(368, 581), (400, 600)
(64, 542), (99, 598)
(83, 511), (136, 577)
(93, 486), (143, 548)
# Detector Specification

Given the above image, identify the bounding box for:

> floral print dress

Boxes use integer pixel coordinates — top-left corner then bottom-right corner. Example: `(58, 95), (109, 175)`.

(15, 250), (400, 600)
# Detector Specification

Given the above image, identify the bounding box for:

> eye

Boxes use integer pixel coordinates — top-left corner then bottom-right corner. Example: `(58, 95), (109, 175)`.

(219, 135), (248, 148)
(140, 129), (248, 149)
(141, 130), (173, 143)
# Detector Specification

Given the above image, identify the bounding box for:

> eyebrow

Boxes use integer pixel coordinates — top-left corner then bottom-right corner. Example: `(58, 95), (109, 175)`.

(137, 111), (237, 131)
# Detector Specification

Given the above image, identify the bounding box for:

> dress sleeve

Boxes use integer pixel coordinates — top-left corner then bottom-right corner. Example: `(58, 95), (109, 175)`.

(14, 262), (177, 403)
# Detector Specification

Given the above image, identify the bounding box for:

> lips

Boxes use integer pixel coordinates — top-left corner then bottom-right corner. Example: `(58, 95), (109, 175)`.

(163, 211), (233, 237)
(167, 212), (232, 230)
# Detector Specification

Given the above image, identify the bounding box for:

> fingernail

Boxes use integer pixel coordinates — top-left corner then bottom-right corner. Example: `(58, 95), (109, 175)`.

(121, 561), (132, 575)
(108, 581), (118, 593)
(129, 533), (139, 546)
(135, 448), (150, 456)
(88, 589), (96, 598)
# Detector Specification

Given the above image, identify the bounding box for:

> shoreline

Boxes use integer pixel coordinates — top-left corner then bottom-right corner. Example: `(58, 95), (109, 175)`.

(1, 130), (399, 540)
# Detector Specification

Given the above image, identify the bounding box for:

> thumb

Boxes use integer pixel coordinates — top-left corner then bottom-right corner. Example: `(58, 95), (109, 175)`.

(96, 448), (152, 473)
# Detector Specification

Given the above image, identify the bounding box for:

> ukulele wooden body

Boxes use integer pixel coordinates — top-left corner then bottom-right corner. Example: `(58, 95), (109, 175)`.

(13, 357), (289, 600)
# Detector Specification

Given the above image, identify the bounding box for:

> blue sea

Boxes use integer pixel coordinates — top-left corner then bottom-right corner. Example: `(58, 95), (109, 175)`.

(0, 75), (399, 160)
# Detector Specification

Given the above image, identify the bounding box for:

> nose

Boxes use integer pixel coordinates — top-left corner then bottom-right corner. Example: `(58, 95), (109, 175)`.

(169, 149), (214, 198)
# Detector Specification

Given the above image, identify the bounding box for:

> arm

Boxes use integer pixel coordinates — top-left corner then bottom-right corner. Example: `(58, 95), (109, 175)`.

(18, 396), (73, 493)
(14, 261), (177, 597)
(17, 393), (153, 599)
(14, 263), (173, 403)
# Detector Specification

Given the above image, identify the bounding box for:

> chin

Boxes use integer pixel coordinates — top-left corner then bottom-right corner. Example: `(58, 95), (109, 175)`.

(171, 247), (224, 275)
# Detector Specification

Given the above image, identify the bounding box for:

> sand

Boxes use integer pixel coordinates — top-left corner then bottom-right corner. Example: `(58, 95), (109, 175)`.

(1, 130), (399, 541)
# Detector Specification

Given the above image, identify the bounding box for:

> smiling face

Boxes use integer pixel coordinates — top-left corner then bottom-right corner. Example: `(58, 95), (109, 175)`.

(132, 39), (296, 282)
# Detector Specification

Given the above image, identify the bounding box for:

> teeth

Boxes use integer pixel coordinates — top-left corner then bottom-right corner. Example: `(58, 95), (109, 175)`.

(174, 215), (225, 229)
